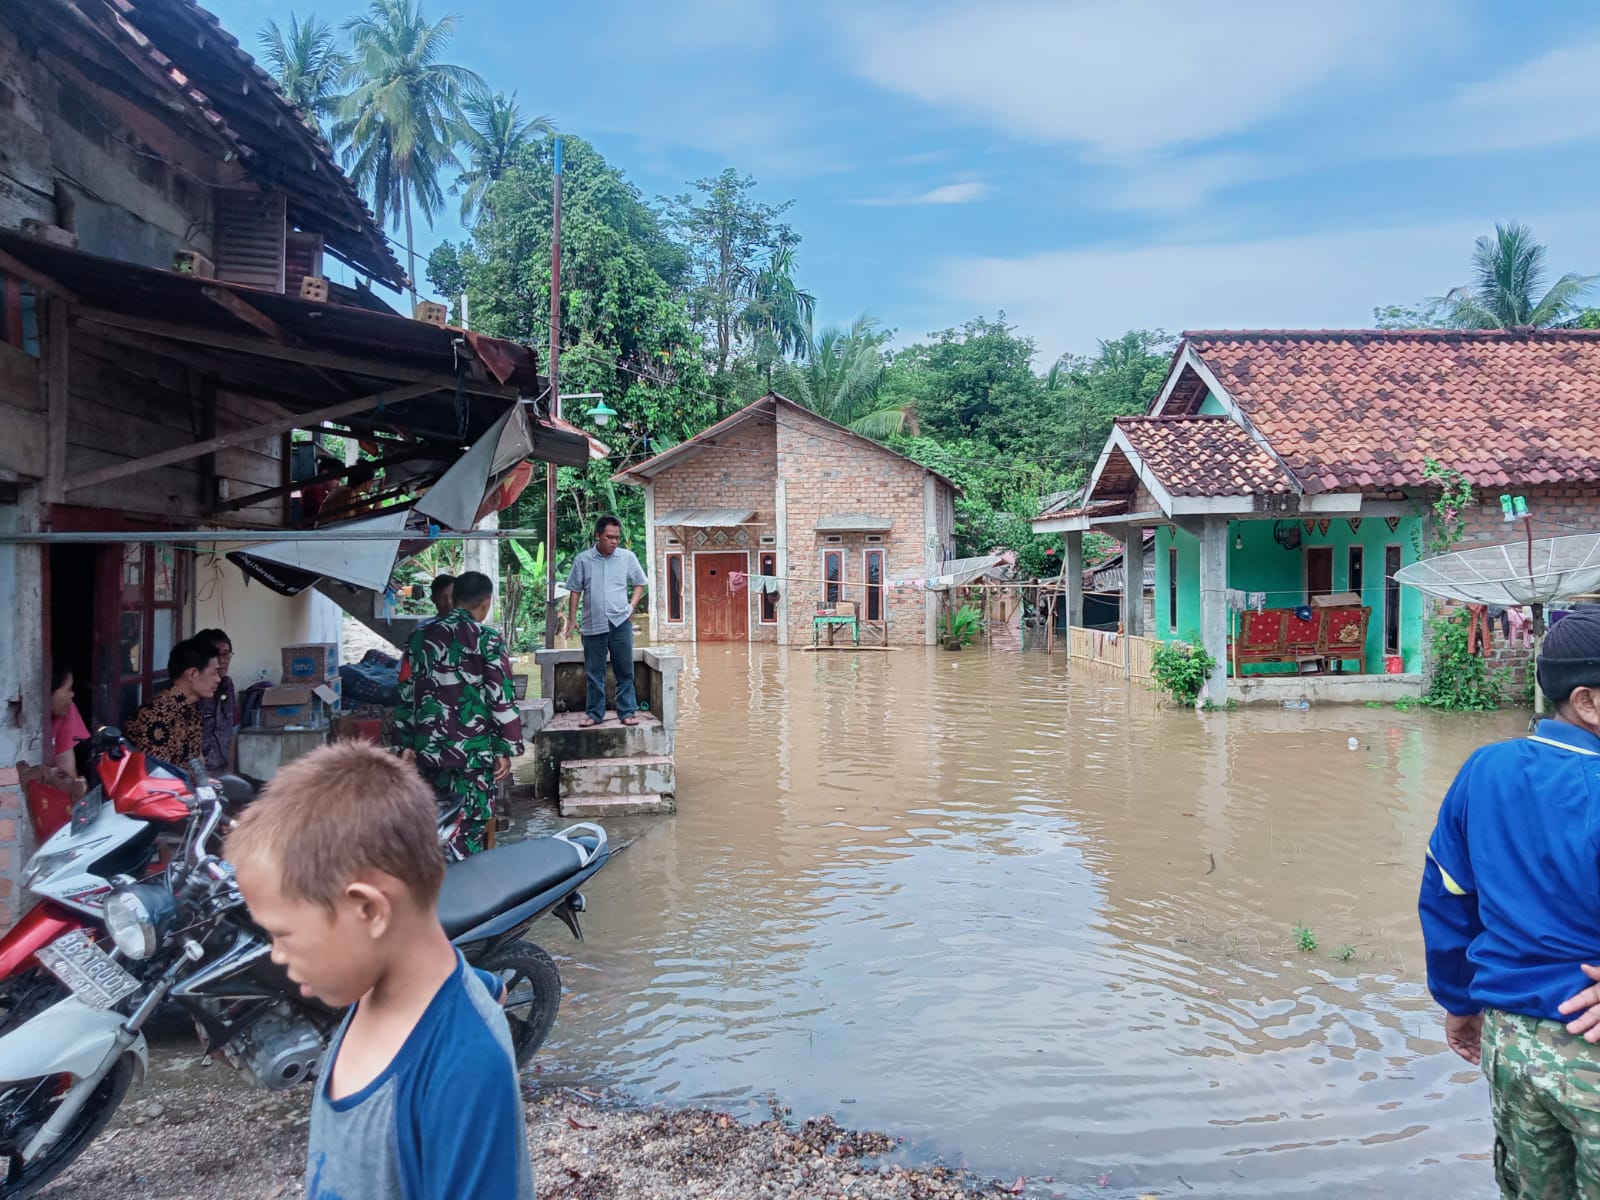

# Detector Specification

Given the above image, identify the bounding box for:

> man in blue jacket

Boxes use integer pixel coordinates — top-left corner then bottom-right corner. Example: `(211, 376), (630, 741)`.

(1421, 608), (1600, 1196)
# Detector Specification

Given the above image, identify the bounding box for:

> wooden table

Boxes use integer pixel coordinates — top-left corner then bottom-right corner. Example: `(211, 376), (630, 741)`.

(812, 614), (860, 647)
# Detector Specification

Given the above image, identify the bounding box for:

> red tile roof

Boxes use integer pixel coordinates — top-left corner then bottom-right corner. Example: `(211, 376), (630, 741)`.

(1178, 329), (1600, 493)
(1115, 415), (1292, 496)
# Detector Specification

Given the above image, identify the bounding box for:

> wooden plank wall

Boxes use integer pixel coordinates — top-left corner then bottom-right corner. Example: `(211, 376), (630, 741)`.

(0, 341), (43, 480)
(61, 329), (283, 525)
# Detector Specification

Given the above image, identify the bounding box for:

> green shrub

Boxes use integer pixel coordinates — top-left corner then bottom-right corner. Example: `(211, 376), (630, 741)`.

(1423, 608), (1508, 712)
(1150, 640), (1217, 706)
(942, 603), (983, 648)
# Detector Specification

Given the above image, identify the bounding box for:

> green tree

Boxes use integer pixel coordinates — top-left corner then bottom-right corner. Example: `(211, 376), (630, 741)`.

(665, 169), (797, 417)
(1046, 329), (1173, 475)
(777, 316), (915, 438)
(454, 90), (552, 223)
(739, 242), (815, 380)
(1372, 302), (1448, 330)
(337, 0), (484, 299)
(883, 315), (1047, 458)
(427, 137), (712, 564)
(1438, 222), (1597, 329)
(256, 13), (351, 134)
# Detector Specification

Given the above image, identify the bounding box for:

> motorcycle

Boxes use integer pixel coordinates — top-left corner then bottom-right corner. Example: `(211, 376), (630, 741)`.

(0, 731), (255, 1030)
(0, 776), (609, 1197)
(0, 736), (470, 1031)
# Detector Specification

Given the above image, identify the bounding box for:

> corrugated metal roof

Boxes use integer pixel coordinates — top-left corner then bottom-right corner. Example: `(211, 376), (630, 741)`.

(815, 513), (894, 532)
(653, 508), (757, 527)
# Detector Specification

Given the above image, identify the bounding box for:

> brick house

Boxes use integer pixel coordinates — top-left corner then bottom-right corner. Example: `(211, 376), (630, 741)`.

(1035, 329), (1600, 703)
(613, 393), (958, 644)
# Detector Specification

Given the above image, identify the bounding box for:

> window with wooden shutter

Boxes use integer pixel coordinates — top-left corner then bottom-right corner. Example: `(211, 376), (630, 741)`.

(214, 189), (286, 291)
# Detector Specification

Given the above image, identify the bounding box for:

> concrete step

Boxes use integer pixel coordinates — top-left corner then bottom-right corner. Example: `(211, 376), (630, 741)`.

(560, 792), (676, 817)
(531, 711), (670, 797)
(559, 754), (675, 798)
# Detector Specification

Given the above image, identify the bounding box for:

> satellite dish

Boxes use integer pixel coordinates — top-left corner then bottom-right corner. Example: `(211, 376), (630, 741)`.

(1394, 533), (1600, 714)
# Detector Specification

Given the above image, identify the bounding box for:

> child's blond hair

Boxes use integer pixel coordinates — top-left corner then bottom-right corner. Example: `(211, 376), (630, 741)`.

(225, 741), (445, 907)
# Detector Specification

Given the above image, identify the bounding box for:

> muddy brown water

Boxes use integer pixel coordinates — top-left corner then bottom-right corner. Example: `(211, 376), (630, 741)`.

(513, 644), (1526, 1197)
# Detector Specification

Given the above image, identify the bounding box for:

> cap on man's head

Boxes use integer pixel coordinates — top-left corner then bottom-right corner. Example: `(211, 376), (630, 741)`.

(1536, 608), (1600, 705)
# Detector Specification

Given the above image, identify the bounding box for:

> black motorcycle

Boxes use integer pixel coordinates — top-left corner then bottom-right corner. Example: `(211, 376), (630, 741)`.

(0, 781), (609, 1197)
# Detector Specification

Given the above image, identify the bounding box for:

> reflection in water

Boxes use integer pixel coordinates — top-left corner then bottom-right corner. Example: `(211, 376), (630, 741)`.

(516, 644), (1520, 1196)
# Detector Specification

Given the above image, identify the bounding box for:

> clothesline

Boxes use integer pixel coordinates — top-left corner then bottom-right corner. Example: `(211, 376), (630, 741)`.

(723, 569), (1037, 591)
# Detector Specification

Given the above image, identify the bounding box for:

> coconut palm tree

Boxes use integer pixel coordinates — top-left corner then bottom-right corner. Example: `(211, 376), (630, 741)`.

(1440, 222), (1598, 329)
(454, 90), (553, 223)
(256, 14), (351, 134)
(336, 0), (484, 299)
(778, 316), (915, 439)
(740, 244), (815, 378)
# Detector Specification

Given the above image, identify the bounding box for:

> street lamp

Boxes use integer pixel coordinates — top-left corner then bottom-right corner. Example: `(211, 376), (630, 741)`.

(585, 398), (619, 427)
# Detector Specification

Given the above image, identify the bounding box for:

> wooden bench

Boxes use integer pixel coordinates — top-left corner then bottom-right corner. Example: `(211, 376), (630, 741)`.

(1230, 606), (1371, 674)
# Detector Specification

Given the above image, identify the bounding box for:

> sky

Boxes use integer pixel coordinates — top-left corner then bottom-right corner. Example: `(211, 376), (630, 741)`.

(209, 0), (1600, 363)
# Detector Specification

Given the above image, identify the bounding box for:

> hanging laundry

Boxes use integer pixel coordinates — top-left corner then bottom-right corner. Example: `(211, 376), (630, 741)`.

(1506, 605), (1533, 648)
(1224, 588), (1249, 611)
(1466, 603), (1492, 655)
(1249, 592), (1267, 613)
(728, 571), (747, 593)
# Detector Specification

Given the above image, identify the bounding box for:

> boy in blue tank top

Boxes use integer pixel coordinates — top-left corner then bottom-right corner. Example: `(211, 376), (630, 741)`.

(227, 742), (534, 1200)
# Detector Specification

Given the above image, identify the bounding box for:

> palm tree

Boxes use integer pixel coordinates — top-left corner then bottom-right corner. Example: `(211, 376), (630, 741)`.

(336, 0), (484, 299)
(455, 90), (552, 223)
(778, 316), (915, 439)
(256, 14), (351, 135)
(1439, 222), (1598, 329)
(740, 244), (815, 379)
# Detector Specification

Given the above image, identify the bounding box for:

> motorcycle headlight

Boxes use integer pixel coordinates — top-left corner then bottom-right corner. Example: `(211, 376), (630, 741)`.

(104, 883), (178, 960)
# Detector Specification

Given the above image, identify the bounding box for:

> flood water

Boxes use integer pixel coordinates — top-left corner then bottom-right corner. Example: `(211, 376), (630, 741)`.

(515, 645), (1525, 1197)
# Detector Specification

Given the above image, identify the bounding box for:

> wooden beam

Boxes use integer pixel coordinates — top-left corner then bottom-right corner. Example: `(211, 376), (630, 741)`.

(44, 298), (69, 504)
(0, 248), (79, 306)
(213, 443), (440, 514)
(65, 381), (435, 495)
(77, 309), (519, 398)
(201, 286), (288, 342)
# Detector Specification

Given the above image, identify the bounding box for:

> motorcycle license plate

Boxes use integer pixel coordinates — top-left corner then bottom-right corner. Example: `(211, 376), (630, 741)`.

(35, 934), (139, 1011)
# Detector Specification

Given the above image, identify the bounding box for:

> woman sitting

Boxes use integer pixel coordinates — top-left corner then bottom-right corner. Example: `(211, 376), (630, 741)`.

(49, 665), (89, 776)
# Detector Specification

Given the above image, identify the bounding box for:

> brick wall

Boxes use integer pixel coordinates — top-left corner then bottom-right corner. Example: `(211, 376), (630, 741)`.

(1429, 485), (1600, 686)
(776, 406), (945, 645)
(648, 420), (779, 642)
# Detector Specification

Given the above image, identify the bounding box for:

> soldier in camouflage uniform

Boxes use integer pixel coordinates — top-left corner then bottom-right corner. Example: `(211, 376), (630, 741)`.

(393, 570), (522, 854)
(1421, 610), (1600, 1197)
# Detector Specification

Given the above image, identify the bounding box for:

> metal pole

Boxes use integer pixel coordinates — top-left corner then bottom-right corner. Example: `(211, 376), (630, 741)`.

(544, 136), (563, 651)
(0, 528), (557, 544)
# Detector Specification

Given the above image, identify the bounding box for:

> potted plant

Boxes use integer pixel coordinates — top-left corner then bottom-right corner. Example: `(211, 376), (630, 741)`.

(942, 603), (983, 650)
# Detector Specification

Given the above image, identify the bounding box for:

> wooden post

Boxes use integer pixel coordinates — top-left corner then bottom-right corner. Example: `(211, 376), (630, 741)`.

(44, 299), (69, 505)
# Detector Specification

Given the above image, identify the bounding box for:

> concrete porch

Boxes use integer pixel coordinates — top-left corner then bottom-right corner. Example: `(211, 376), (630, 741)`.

(1233, 672), (1424, 707)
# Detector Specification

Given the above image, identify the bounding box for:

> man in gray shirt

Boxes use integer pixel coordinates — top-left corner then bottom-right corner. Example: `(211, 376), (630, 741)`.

(565, 514), (648, 726)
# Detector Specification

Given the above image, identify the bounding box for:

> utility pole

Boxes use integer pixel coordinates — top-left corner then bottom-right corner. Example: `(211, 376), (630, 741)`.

(544, 137), (563, 650)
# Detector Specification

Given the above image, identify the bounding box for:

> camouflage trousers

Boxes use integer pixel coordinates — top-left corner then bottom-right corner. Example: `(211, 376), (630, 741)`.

(1483, 1007), (1600, 1197)
(426, 767), (496, 856)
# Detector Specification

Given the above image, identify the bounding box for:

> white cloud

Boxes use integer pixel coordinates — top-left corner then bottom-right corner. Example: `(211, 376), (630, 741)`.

(856, 181), (994, 206)
(931, 215), (1600, 362)
(1404, 40), (1600, 157)
(1094, 151), (1281, 213)
(845, 0), (1431, 155)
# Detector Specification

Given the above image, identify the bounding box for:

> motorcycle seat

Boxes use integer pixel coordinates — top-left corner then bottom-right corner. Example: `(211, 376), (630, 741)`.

(437, 837), (586, 939)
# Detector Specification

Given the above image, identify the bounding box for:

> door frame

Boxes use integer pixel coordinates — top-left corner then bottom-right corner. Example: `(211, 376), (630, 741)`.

(861, 546), (886, 626)
(1304, 544), (1334, 602)
(689, 549), (751, 643)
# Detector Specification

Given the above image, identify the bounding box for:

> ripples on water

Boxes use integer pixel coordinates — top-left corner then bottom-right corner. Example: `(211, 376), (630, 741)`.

(517, 645), (1523, 1196)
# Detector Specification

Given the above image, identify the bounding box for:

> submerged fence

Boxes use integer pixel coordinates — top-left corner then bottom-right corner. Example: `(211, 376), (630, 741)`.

(1067, 627), (1157, 682)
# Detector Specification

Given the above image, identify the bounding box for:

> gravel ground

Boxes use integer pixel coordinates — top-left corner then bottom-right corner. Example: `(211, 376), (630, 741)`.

(42, 1059), (1029, 1200)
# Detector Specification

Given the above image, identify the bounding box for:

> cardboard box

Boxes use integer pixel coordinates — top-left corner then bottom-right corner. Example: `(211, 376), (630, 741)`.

(281, 642), (338, 681)
(261, 679), (341, 729)
(260, 684), (318, 729)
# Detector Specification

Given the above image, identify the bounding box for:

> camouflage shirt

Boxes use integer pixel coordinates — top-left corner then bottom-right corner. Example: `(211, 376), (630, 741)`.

(394, 610), (524, 772)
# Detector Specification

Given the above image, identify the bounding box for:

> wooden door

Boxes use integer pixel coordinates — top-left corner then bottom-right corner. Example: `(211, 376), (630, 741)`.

(1306, 546), (1334, 601)
(694, 553), (749, 642)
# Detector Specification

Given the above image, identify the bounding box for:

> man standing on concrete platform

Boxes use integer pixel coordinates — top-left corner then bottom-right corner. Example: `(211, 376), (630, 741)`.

(566, 514), (647, 728)
(395, 570), (522, 854)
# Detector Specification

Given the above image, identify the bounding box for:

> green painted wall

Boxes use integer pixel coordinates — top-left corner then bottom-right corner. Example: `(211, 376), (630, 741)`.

(1152, 516), (1425, 673)
(1197, 392), (1227, 416)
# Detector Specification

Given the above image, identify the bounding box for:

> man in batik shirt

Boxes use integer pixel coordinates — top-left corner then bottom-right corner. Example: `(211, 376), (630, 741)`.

(126, 637), (221, 772)
(394, 571), (522, 854)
